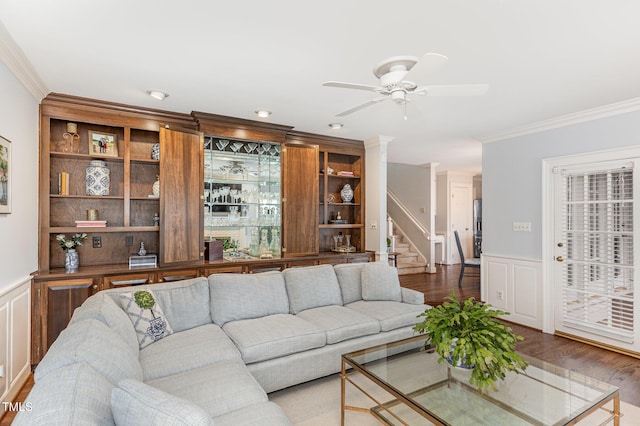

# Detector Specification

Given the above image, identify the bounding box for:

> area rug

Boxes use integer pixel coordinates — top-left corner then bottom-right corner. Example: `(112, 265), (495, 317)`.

(269, 373), (640, 425)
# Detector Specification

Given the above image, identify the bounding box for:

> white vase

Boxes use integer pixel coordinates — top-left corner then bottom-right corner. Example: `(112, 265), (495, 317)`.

(340, 184), (354, 203)
(152, 176), (160, 196)
(65, 249), (79, 273)
(86, 160), (110, 196)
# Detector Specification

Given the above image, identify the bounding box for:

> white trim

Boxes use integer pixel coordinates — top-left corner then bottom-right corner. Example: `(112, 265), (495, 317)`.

(0, 275), (32, 298)
(479, 97), (640, 144)
(0, 21), (48, 100)
(542, 145), (640, 336)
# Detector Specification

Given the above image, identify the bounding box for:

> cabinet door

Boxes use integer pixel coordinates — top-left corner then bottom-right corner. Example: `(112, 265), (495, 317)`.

(32, 277), (99, 363)
(282, 144), (319, 256)
(159, 128), (204, 265)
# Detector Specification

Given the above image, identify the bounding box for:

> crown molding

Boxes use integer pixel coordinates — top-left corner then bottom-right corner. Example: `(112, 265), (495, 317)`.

(0, 21), (48, 100)
(478, 97), (640, 144)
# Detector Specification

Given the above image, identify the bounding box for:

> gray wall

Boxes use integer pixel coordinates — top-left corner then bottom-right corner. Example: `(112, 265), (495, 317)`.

(483, 110), (640, 260)
(388, 162), (432, 231)
(0, 60), (39, 291)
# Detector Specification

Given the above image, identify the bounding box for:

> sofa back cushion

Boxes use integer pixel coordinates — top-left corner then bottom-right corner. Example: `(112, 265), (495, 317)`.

(283, 264), (343, 314)
(361, 262), (402, 302)
(35, 318), (143, 385)
(152, 278), (212, 332)
(13, 363), (114, 426)
(111, 379), (214, 426)
(209, 271), (289, 326)
(334, 263), (364, 304)
(70, 292), (139, 354)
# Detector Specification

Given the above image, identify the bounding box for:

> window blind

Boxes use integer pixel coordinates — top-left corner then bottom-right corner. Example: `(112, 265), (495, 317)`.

(560, 166), (635, 343)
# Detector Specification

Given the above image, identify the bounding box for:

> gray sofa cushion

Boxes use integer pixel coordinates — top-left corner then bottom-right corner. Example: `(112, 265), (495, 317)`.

(13, 363), (114, 426)
(209, 271), (289, 326)
(296, 305), (380, 344)
(401, 287), (425, 305)
(346, 300), (427, 331)
(214, 402), (292, 426)
(35, 318), (142, 385)
(70, 292), (139, 354)
(147, 358), (268, 419)
(153, 277), (212, 332)
(140, 323), (241, 381)
(334, 263), (363, 304)
(283, 264), (343, 314)
(361, 262), (402, 302)
(111, 379), (214, 426)
(222, 314), (326, 364)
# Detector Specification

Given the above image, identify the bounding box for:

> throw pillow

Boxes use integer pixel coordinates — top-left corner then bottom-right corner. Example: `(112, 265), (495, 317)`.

(361, 262), (402, 302)
(119, 290), (173, 349)
(111, 379), (214, 426)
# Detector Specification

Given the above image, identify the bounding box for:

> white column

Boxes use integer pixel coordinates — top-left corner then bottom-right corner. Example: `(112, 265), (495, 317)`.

(364, 135), (394, 262)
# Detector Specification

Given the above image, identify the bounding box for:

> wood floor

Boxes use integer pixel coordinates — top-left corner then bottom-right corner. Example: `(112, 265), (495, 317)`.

(2, 264), (639, 424)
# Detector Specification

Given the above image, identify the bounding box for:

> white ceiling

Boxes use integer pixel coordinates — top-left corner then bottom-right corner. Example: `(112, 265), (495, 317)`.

(2, 1), (640, 174)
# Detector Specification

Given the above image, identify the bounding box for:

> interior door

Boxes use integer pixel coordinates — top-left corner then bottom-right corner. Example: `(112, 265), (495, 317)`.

(552, 159), (638, 353)
(159, 127), (204, 265)
(451, 183), (473, 263)
(282, 144), (319, 256)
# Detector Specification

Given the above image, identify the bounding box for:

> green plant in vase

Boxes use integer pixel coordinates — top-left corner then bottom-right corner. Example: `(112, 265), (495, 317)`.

(413, 291), (528, 393)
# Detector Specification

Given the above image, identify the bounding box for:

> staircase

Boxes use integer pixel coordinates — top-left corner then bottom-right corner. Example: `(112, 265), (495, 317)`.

(391, 233), (428, 275)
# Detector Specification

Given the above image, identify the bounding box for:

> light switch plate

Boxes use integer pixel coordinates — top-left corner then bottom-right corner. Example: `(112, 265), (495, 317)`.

(513, 222), (532, 232)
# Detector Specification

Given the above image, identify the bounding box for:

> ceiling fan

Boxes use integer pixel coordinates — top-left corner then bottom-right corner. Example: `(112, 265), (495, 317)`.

(322, 53), (488, 118)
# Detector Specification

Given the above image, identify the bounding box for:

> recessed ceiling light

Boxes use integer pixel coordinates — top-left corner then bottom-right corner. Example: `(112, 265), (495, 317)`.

(147, 90), (169, 101)
(254, 110), (272, 118)
(329, 123), (343, 130)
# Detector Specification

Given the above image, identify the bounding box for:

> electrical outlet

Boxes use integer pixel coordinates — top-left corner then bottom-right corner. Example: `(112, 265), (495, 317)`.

(513, 222), (532, 232)
(92, 236), (102, 248)
(125, 236), (133, 246)
(497, 290), (504, 301)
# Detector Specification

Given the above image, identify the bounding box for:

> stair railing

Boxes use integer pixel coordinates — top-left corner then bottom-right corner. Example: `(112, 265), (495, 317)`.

(386, 189), (430, 264)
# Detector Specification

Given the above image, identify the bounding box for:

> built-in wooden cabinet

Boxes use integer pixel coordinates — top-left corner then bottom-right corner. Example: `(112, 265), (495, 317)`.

(32, 96), (368, 365)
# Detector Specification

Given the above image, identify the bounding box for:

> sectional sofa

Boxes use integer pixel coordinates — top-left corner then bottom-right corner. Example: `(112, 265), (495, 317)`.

(15, 262), (429, 425)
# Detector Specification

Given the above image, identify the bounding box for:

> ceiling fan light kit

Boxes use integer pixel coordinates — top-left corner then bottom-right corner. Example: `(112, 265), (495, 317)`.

(323, 53), (488, 117)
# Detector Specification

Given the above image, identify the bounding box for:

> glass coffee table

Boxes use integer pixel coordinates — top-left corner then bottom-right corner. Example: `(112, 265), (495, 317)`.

(341, 335), (620, 425)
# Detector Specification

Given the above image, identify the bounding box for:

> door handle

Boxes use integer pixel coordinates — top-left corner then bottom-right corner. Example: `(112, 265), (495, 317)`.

(556, 256), (564, 262)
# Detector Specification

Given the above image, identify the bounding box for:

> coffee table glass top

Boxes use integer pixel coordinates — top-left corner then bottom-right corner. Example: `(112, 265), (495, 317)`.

(342, 336), (619, 425)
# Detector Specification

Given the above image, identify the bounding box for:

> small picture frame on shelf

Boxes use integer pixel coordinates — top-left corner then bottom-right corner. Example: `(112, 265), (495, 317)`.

(89, 130), (118, 157)
(0, 135), (11, 214)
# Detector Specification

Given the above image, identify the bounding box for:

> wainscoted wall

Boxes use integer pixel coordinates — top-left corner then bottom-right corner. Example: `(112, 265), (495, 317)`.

(0, 277), (30, 408)
(481, 254), (542, 329)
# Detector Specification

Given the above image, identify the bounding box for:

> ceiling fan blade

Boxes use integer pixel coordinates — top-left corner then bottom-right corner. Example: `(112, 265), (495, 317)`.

(415, 84), (489, 96)
(322, 81), (381, 92)
(403, 53), (448, 82)
(336, 97), (388, 117)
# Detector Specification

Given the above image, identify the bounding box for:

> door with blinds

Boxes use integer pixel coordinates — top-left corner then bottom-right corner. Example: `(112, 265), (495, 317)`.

(553, 159), (639, 354)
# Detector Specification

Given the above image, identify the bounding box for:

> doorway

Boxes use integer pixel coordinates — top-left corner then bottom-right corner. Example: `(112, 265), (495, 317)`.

(543, 148), (639, 354)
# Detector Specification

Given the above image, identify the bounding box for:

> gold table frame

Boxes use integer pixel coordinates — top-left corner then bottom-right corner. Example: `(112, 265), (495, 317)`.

(341, 335), (620, 426)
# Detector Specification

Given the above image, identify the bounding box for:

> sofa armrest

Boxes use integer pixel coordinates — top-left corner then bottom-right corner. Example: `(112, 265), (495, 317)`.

(401, 288), (424, 305)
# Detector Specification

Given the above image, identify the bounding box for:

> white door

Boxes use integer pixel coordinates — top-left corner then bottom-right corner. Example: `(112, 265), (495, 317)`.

(451, 183), (473, 263)
(552, 159), (639, 353)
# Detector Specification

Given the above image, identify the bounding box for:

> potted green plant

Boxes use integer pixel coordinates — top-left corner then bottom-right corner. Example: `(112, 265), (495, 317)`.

(413, 292), (528, 393)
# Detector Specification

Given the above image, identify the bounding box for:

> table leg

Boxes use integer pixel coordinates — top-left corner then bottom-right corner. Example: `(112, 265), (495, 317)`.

(341, 360), (346, 426)
(613, 393), (620, 426)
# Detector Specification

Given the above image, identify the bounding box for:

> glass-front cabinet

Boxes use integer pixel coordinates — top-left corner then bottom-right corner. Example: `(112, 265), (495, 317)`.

(204, 136), (281, 260)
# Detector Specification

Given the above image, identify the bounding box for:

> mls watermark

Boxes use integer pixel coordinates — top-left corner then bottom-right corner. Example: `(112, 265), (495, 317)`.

(2, 401), (32, 412)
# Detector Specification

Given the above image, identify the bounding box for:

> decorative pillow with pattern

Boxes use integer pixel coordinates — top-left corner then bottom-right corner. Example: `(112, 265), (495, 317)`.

(119, 290), (173, 349)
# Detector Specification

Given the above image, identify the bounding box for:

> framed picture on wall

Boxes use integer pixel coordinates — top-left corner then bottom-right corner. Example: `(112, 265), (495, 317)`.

(0, 135), (11, 214)
(89, 130), (118, 157)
